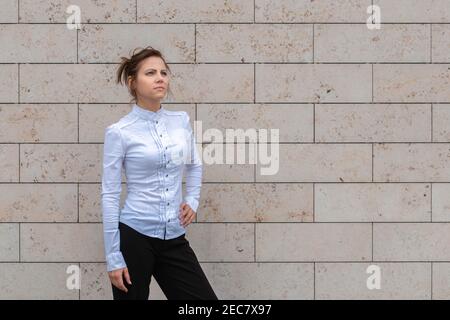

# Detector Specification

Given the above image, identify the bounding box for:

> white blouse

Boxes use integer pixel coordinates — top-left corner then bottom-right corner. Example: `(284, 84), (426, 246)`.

(101, 103), (202, 271)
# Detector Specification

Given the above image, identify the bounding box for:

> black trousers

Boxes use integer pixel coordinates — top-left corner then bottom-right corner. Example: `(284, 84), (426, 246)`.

(112, 222), (218, 300)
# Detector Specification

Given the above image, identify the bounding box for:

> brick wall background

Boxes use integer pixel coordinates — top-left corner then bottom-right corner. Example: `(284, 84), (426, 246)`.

(1, 0), (450, 299)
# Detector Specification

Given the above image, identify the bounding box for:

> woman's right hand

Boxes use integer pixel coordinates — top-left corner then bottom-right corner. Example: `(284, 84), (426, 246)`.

(108, 267), (132, 292)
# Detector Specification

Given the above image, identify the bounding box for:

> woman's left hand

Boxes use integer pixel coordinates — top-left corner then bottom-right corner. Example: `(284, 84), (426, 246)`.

(179, 202), (196, 227)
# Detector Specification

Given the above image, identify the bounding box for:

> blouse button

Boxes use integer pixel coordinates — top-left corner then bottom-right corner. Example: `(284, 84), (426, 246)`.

(166, 188), (168, 191)
(167, 202), (170, 205)
(166, 174), (168, 177)
(160, 134), (162, 137)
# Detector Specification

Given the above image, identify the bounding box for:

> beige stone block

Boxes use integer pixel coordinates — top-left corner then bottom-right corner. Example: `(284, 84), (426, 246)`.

(256, 64), (372, 103)
(0, 25), (76, 63)
(315, 24), (430, 63)
(0, 144), (19, 182)
(20, 144), (102, 182)
(431, 183), (450, 222)
(0, 64), (18, 103)
(432, 104), (450, 141)
(373, 143), (450, 182)
(0, 224), (19, 261)
(255, 0), (370, 22)
(167, 64), (254, 103)
(374, 0), (450, 23)
(138, 0), (253, 23)
(19, 0), (135, 23)
(202, 143), (255, 182)
(0, 104), (77, 143)
(202, 262), (314, 299)
(316, 104), (431, 142)
(20, 223), (104, 261)
(78, 24), (195, 63)
(316, 263), (431, 299)
(315, 183), (431, 222)
(256, 223), (372, 261)
(197, 24), (313, 62)
(197, 104), (313, 143)
(201, 165), (253, 182)
(432, 262), (450, 299)
(0, 263), (79, 299)
(20, 64), (129, 103)
(0, 0), (18, 23)
(256, 144), (372, 182)
(433, 25), (450, 62)
(0, 184), (77, 222)
(373, 223), (450, 260)
(374, 64), (450, 102)
(185, 223), (254, 261)
(198, 183), (313, 222)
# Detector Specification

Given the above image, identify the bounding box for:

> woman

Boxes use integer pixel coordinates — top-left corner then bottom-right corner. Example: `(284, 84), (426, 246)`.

(101, 46), (218, 300)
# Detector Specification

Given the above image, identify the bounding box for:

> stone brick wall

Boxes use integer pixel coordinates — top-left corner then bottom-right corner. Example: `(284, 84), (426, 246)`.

(1, 0), (450, 299)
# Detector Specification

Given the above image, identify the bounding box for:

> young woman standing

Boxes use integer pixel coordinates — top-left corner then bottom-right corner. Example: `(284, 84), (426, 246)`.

(101, 46), (217, 300)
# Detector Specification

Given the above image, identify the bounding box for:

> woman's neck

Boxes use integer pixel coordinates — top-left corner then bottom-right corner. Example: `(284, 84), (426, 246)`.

(136, 99), (161, 112)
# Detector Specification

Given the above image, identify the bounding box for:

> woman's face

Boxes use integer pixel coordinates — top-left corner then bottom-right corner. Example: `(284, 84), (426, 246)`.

(131, 56), (170, 102)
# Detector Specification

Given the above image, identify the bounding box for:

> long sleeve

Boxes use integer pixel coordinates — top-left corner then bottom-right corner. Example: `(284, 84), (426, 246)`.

(101, 124), (127, 272)
(183, 113), (202, 213)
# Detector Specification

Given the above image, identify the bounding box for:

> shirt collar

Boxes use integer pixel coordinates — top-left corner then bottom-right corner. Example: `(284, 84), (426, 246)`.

(132, 103), (165, 121)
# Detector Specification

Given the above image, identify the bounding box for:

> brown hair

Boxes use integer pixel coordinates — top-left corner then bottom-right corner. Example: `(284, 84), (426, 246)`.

(116, 46), (172, 104)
